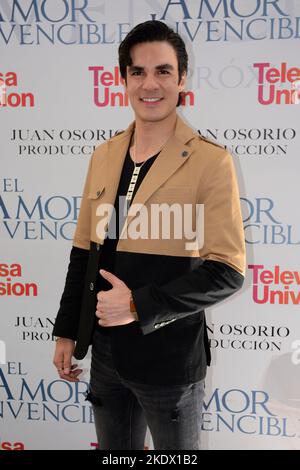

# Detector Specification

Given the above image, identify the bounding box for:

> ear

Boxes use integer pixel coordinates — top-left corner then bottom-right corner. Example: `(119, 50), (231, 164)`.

(178, 71), (187, 92)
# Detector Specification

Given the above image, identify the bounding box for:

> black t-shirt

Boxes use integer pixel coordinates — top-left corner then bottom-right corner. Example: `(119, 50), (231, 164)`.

(96, 145), (159, 333)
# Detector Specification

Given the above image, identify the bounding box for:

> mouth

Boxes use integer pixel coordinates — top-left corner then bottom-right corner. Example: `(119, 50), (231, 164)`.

(140, 97), (164, 105)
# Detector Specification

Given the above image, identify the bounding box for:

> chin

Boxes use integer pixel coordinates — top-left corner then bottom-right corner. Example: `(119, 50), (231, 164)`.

(138, 108), (176, 123)
(140, 114), (170, 123)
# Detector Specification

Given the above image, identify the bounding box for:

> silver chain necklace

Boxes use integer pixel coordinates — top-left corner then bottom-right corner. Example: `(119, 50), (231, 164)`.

(125, 134), (165, 202)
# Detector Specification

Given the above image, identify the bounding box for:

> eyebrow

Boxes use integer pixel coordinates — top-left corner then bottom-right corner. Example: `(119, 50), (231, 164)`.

(128, 63), (175, 72)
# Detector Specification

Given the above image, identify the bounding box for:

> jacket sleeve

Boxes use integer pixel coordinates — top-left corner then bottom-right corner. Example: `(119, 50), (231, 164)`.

(132, 260), (244, 335)
(132, 149), (246, 335)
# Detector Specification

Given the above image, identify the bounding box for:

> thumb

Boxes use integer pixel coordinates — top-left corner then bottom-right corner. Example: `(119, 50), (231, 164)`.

(63, 354), (72, 375)
(100, 269), (123, 287)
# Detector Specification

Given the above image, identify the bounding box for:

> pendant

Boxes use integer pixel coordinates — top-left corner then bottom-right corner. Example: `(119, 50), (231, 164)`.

(126, 165), (141, 201)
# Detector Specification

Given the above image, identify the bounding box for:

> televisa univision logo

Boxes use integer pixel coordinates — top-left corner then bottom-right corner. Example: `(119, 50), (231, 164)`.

(249, 264), (300, 305)
(0, 439), (25, 450)
(0, 263), (38, 297)
(0, 72), (35, 108)
(253, 63), (300, 105)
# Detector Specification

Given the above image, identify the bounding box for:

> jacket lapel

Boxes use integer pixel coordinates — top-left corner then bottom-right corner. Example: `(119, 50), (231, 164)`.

(130, 136), (192, 205)
(102, 116), (196, 210)
(117, 116), (197, 238)
(103, 122), (134, 207)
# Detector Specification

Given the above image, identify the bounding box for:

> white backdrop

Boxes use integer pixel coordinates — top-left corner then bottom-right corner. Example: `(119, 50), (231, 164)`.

(1, 0), (300, 450)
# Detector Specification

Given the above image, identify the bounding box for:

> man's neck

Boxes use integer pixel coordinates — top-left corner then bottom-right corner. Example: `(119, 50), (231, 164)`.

(132, 113), (177, 159)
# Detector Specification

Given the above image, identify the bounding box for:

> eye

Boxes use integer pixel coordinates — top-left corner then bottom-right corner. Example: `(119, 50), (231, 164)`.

(131, 70), (143, 76)
(158, 69), (170, 75)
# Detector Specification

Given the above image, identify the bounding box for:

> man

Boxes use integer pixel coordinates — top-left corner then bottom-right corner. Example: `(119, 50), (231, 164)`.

(53, 20), (245, 450)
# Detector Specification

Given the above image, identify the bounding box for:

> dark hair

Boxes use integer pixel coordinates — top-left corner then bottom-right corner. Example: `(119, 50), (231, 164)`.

(118, 20), (188, 106)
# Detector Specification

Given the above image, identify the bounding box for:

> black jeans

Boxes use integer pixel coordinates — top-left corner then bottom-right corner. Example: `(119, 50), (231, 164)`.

(88, 328), (205, 450)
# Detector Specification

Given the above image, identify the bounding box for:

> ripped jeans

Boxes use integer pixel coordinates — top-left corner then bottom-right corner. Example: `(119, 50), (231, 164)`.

(86, 328), (205, 450)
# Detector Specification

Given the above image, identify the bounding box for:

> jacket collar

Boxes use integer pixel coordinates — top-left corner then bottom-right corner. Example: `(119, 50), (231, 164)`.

(104, 115), (196, 229)
(105, 115), (196, 241)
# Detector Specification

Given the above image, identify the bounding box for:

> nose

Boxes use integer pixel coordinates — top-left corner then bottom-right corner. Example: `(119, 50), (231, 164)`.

(141, 73), (159, 91)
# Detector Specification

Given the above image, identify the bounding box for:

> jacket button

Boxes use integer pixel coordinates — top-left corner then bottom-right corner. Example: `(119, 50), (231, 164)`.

(90, 282), (94, 291)
(181, 150), (189, 157)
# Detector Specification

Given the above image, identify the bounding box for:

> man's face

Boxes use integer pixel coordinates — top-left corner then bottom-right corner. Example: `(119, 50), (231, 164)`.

(124, 41), (186, 123)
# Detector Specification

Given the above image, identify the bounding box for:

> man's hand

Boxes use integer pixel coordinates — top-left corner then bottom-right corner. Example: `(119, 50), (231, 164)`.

(96, 269), (136, 327)
(53, 338), (82, 382)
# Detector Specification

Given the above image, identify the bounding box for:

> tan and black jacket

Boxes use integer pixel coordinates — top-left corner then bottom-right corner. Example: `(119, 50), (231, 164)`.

(53, 115), (246, 385)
